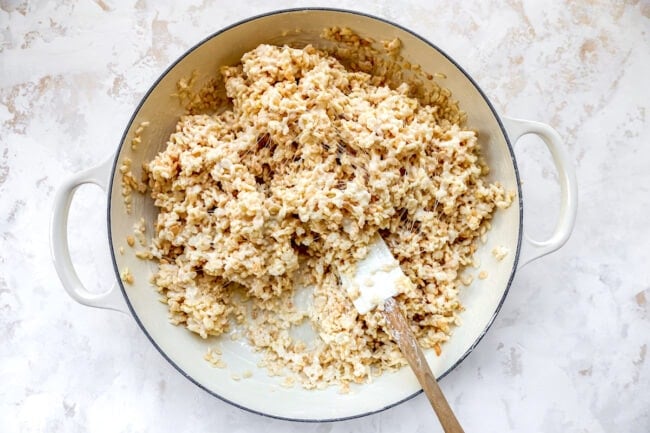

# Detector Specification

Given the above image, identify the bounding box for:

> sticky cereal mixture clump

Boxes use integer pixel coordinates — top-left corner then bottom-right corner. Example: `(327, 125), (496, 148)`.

(143, 43), (512, 390)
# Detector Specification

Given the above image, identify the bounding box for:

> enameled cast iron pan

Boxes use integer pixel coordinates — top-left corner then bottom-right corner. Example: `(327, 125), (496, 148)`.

(51, 8), (577, 422)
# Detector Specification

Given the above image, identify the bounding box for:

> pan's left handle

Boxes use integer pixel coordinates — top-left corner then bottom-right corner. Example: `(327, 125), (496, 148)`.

(50, 156), (127, 313)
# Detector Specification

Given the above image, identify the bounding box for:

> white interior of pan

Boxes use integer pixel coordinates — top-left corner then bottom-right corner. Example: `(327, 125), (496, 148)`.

(109, 9), (521, 421)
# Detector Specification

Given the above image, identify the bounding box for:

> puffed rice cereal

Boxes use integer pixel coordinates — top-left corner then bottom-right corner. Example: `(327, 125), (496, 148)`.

(140, 41), (512, 390)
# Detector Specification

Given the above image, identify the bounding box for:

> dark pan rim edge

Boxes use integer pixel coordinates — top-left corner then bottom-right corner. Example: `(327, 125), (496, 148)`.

(106, 6), (524, 423)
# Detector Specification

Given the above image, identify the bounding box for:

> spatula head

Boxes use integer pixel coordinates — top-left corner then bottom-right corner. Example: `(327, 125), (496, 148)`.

(340, 236), (414, 314)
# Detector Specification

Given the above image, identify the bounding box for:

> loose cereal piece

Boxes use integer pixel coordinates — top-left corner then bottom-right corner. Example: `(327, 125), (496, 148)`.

(204, 348), (227, 369)
(491, 246), (510, 261)
(131, 121), (150, 151)
(135, 250), (153, 260)
(120, 268), (134, 285)
(478, 271), (488, 280)
(460, 274), (474, 286)
(280, 376), (295, 388)
(133, 218), (147, 246)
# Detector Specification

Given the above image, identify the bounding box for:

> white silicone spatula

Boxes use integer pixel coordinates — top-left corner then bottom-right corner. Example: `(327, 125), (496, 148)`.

(341, 236), (465, 433)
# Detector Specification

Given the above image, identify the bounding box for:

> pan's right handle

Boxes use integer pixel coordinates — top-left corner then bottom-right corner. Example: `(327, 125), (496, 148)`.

(502, 117), (578, 269)
(50, 156), (127, 313)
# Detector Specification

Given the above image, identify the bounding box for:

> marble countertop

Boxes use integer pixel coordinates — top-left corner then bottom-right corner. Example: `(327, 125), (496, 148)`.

(1, 1), (648, 432)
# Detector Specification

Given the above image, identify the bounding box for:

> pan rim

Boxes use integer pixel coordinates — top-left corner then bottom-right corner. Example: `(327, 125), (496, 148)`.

(106, 6), (524, 423)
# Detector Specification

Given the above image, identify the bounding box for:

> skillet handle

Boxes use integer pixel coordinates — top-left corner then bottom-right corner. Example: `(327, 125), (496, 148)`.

(502, 117), (578, 269)
(50, 156), (127, 313)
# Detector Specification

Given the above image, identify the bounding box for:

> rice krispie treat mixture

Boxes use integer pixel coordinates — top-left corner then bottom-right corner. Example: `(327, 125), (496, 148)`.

(142, 42), (512, 390)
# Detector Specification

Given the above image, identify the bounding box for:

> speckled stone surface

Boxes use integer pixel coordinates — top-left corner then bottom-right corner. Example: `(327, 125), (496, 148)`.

(1, 1), (648, 432)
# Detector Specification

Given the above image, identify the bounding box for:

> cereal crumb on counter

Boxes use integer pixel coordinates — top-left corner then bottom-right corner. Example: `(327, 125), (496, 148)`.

(242, 370), (253, 379)
(138, 38), (512, 390)
(492, 246), (509, 261)
(478, 270), (488, 280)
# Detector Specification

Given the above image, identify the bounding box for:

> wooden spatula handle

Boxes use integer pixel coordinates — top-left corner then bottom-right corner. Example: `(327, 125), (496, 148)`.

(382, 297), (465, 433)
